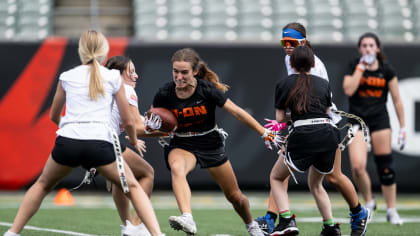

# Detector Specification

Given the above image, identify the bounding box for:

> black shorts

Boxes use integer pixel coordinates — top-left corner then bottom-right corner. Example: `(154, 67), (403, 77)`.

(349, 111), (390, 133)
(118, 131), (140, 155)
(163, 144), (228, 170)
(285, 149), (337, 174)
(52, 136), (115, 170)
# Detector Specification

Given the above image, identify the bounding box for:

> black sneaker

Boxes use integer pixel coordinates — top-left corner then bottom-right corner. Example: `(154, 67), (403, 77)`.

(320, 223), (341, 236)
(350, 207), (370, 236)
(270, 214), (299, 236)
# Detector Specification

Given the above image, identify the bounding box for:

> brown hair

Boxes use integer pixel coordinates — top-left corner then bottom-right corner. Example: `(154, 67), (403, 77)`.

(283, 22), (313, 49)
(78, 30), (109, 100)
(285, 46), (315, 114)
(357, 32), (386, 63)
(171, 48), (229, 92)
(105, 56), (131, 75)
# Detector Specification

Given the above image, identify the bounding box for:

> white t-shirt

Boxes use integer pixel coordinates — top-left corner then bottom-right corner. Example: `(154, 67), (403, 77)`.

(285, 54), (342, 123)
(110, 84), (138, 134)
(56, 65), (122, 143)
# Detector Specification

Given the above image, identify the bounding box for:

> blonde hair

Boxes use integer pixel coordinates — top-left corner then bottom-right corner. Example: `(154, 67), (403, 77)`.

(78, 30), (109, 100)
(171, 48), (229, 93)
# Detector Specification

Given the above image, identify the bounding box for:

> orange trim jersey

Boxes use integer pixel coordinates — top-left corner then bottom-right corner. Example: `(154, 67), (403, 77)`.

(345, 58), (396, 118)
(152, 79), (227, 150)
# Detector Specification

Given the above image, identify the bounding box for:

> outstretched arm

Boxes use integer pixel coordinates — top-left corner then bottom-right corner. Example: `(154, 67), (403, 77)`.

(223, 98), (265, 136)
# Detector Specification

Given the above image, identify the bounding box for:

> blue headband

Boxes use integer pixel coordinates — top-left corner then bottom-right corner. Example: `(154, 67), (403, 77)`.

(282, 28), (305, 39)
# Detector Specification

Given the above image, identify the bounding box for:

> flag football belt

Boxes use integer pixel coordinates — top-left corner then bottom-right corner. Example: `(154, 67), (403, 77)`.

(174, 125), (228, 139)
(282, 110), (370, 184)
(292, 118), (337, 128)
(62, 121), (129, 193)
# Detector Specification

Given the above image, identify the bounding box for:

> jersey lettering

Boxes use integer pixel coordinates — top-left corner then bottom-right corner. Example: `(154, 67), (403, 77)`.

(359, 89), (383, 98)
(360, 76), (386, 88)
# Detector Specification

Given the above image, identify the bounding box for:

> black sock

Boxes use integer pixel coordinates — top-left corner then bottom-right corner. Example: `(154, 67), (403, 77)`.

(267, 211), (277, 221)
(350, 203), (362, 214)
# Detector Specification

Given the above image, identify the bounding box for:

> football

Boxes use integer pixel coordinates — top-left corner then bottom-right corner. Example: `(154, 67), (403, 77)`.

(146, 107), (178, 132)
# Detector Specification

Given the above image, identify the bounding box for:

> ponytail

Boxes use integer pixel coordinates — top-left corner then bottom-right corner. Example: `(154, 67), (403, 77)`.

(285, 72), (312, 114)
(88, 59), (105, 100)
(285, 45), (315, 114)
(78, 30), (109, 100)
(197, 61), (229, 92)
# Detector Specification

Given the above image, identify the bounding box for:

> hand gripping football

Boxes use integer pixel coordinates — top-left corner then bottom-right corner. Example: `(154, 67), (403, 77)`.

(146, 107), (178, 132)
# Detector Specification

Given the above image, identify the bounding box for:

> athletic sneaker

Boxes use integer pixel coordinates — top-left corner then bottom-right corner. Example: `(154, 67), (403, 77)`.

(121, 220), (151, 236)
(3, 231), (20, 236)
(256, 214), (276, 235)
(350, 207), (370, 236)
(387, 208), (404, 225)
(270, 215), (299, 236)
(319, 223), (341, 236)
(168, 215), (197, 235)
(247, 220), (266, 236)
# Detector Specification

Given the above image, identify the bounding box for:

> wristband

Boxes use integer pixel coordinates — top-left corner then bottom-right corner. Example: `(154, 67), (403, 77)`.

(130, 140), (137, 146)
(356, 64), (366, 72)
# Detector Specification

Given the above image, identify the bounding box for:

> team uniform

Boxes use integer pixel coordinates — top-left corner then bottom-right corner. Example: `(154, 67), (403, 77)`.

(110, 84), (141, 155)
(345, 58), (396, 132)
(52, 65), (122, 169)
(275, 74), (340, 174)
(153, 79), (228, 169)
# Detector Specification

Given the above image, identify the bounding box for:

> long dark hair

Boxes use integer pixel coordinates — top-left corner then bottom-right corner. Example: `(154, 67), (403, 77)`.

(105, 55), (131, 75)
(171, 48), (229, 92)
(357, 32), (386, 63)
(285, 46), (315, 114)
(283, 22), (313, 49)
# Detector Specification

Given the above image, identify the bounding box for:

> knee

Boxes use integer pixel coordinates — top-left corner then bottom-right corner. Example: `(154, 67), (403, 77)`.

(36, 176), (55, 192)
(374, 154), (395, 186)
(225, 189), (246, 205)
(169, 162), (186, 177)
(351, 164), (366, 177)
(144, 165), (155, 181)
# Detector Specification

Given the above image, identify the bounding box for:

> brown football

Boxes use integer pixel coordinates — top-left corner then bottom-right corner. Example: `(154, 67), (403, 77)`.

(146, 107), (178, 132)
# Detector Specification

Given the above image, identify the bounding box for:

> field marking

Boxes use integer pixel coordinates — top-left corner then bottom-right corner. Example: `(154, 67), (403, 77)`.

(0, 222), (97, 236)
(299, 217), (420, 223)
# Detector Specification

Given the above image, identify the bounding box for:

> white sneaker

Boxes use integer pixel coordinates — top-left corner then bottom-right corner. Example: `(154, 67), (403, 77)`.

(3, 231), (20, 236)
(122, 220), (152, 236)
(387, 208), (404, 225)
(364, 199), (377, 222)
(246, 220), (265, 236)
(168, 214), (197, 235)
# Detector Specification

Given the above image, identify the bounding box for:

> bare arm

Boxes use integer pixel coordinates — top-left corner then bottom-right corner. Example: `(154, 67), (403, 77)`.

(50, 81), (66, 125)
(388, 77), (405, 128)
(223, 98), (265, 136)
(115, 84), (137, 145)
(343, 69), (364, 96)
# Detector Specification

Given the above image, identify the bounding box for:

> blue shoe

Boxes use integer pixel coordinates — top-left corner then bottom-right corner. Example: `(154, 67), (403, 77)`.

(256, 214), (275, 235)
(350, 207), (370, 236)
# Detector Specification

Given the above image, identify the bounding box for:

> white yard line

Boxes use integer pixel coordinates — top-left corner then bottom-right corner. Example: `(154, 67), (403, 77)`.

(0, 222), (97, 236)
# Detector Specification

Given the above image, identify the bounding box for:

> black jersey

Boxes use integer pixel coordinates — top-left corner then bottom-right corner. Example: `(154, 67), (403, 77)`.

(153, 79), (227, 150)
(275, 74), (332, 122)
(275, 74), (338, 152)
(345, 58), (396, 118)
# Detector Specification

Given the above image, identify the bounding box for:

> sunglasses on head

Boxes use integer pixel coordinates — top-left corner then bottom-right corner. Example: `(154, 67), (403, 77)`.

(281, 38), (305, 48)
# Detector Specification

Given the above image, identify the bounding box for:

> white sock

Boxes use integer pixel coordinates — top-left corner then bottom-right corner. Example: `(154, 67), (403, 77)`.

(365, 199), (375, 206)
(245, 220), (258, 229)
(4, 230), (20, 236)
(182, 212), (193, 219)
(387, 207), (397, 214)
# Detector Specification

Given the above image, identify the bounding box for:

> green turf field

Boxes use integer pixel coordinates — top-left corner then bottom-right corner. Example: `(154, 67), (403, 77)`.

(1, 191), (419, 235)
